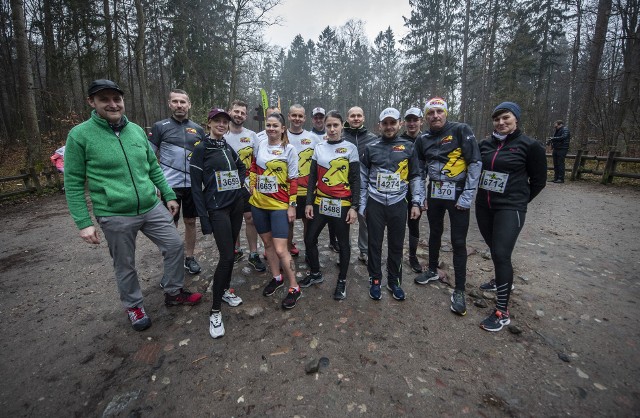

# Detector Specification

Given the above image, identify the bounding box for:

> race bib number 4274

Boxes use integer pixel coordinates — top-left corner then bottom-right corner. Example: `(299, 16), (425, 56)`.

(376, 172), (401, 192)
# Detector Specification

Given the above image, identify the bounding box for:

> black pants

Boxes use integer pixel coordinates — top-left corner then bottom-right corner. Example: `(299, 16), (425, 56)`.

(304, 204), (351, 281)
(475, 206), (526, 311)
(426, 195), (470, 291)
(407, 201), (422, 257)
(366, 198), (407, 283)
(209, 199), (244, 311)
(552, 148), (568, 181)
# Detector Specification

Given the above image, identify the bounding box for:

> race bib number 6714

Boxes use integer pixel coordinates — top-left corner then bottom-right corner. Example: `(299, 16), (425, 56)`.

(479, 170), (509, 193)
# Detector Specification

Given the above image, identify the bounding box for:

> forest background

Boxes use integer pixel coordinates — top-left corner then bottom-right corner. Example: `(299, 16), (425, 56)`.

(1, 0), (638, 170)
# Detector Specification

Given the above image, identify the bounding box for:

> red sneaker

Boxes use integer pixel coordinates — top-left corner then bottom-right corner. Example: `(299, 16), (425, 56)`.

(289, 242), (300, 256)
(165, 288), (203, 306)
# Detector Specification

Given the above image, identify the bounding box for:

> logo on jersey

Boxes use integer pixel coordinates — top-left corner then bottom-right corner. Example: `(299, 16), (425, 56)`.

(321, 157), (349, 187)
(271, 149), (283, 156)
(396, 159), (409, 180)
(392, 145), (406, 152)
(301, 138), (312, 145)
(240, 137), (251, 143)
(335, 148), (348, 154)
(186, 128), (197, 134)
(441, 135), (453, 145)
(441, 148), (467, 178)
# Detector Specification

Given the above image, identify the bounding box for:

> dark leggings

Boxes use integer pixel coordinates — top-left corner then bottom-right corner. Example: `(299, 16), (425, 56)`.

(209, 199), (244, 311)
(366, 198), (407, 282)
(475, 206), (526, 311)
(552, 149), (568, 181)
(426, 196), (470, 291)
(304, 205), (351, 281)
(407, 201), (421, 257)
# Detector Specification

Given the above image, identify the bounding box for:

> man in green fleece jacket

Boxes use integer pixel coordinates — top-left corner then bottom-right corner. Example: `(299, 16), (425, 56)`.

(64, 79), (202, 331)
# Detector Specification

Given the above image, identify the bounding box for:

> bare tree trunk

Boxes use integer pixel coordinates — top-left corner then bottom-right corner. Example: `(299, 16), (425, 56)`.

(134, 0), (148, 127)
(575, 0), (612, 149)
(103, 0), (116, 79)
(566, 0), (582, 126)
(10, 0), (41, 167)
(460, 0), (471, 122)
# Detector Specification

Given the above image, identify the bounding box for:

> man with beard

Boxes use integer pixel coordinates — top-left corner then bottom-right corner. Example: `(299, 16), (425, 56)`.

(149, 89), (206, 277)
(225, 99), (267, 271)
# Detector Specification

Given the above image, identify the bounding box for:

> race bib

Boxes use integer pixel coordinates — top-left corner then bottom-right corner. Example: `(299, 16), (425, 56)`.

(479, 170), (509, 193)
(215, 170), (241, 191)
(430, 181), (456, 200)
(376, 172), (401, 192)
(319, 198), (342, 218)
(257, 175), (278, 194)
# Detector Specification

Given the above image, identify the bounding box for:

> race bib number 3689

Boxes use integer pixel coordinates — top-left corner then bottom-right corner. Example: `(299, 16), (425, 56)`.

(215, 170), (241, 191)
(479, 170), (509, 193)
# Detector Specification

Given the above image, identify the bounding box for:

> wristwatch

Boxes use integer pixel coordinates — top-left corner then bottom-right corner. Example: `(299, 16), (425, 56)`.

(289, 201), (297, 207)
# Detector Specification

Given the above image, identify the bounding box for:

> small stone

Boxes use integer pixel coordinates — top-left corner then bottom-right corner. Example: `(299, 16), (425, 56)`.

(536, 310), (545, 317)
(483, 292), (496, 301)
(259, 364), (269, 373)
(481, 251), (491, 260)
(558, 353), (571, 363)
(593, 383), (607, 390)
(576, 368), (589, 379)
(318, 357), (330, 369)
(517, 275), (529, 282)
(474, 299), (488, 308)
(310, 338), (319, 349)
(468, 289), (482, 298)
(305, 359), (320, 374)
(507, 325), (522, 334)
(237, 395), (245, 403)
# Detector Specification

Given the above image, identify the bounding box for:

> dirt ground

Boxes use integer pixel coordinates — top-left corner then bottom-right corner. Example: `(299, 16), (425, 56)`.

(0, 180), (639, 417)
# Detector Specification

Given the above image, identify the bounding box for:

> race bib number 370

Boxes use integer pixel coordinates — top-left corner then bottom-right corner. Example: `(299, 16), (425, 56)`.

(215, 170), (241, 191)
(257, 175), (278, 194)
(479, 170), (509, 193)
(430, 181), (456, 200)
(376, 172), (401, 192)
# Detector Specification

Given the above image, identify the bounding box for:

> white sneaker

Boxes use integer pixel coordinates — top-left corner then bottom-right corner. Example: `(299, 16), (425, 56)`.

(222, 288), (243, 306)
(209, 311), (225, 338)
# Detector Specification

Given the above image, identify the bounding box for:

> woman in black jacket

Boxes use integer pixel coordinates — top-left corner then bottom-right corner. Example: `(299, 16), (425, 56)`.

(190, 108), (246, 339)
(475, 102), (547, 331)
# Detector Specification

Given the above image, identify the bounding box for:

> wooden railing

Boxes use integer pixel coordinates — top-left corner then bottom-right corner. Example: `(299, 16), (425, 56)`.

(0, 166), (62, 200)
(547, 150), (640, 184)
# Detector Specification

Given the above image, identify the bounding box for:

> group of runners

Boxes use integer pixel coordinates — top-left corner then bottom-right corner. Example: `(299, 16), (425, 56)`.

(64, 79), (547, 339)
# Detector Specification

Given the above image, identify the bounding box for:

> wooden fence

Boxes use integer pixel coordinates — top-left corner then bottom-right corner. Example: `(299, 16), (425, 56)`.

(0, 166), (62, 200)
(548, 150), (640, 184)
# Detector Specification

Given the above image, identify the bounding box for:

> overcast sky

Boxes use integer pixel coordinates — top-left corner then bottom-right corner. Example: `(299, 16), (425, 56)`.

(264, 0), (412, 48)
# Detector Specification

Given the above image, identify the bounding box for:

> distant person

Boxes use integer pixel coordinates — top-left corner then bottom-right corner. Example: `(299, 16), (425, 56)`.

(286, 104), (320, 256)
(250, 112), (303, 309)
(400, 107), (425, 273)
(301, 110), (359, 300)
(342, 106), (378, 265)
(64, 79), (202, 332)
(548, 120), (570, 183)
(190, 108), (246, 339)
(149, 89), (206, 276)
(225, 99), (267, 271)
(50, 145), (65, 173)
(359, 108), (423, 301)
(476, 102), (546, 331)
(413, 97), (481, 317)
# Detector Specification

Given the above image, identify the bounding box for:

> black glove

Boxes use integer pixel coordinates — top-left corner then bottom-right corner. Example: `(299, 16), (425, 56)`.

(200, 216), (213, 235)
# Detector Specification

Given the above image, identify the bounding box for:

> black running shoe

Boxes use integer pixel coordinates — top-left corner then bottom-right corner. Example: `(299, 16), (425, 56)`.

(248, 253), (266, 272)
(263, 277), (284, 296)
(299, 272), (324, 288)
(415, 268), (439, 285)
(329, 240), (340, 253)
(480, 308), (511, 332)
(409, 256), (422, 273)
(450, 289), (467, 315)
(184, 256), (201, 274)
(479, 279), (514, 292)
(234, 249), (245, 264)
(282, 287), (302, 309)
(333, 280), (346, 300)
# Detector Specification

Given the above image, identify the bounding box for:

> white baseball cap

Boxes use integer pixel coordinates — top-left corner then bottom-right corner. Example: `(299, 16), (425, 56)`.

(404, 107), (423, 118)
(379, 107), (401, 122)
(312, 107), (326, 116)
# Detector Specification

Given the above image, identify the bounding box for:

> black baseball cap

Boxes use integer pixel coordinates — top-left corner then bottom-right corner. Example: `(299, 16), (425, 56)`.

(88, 79), (124, 96)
